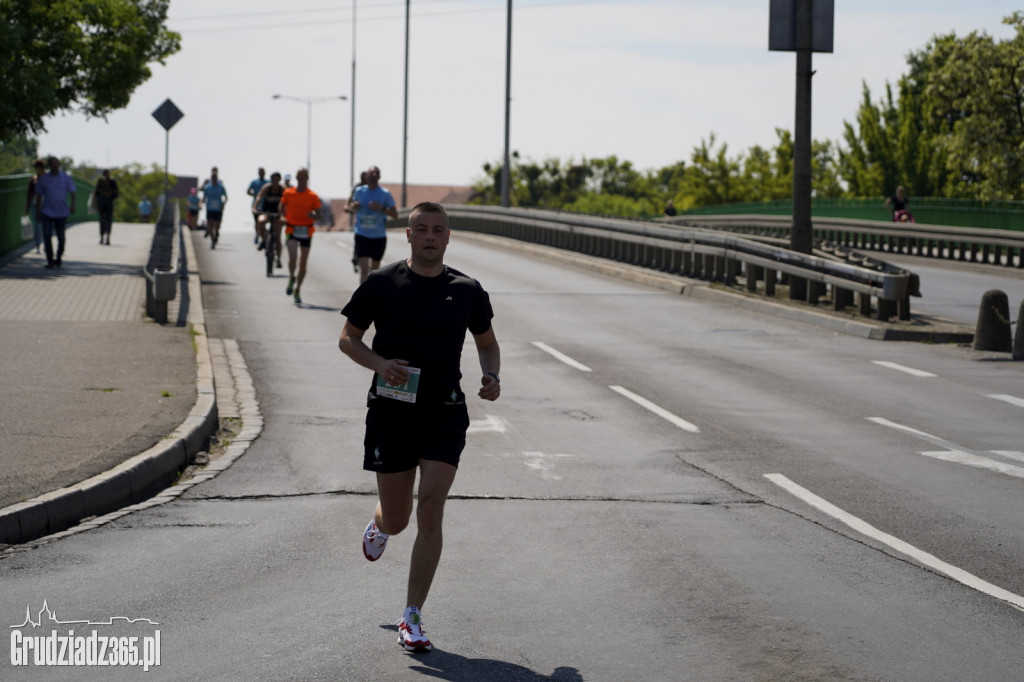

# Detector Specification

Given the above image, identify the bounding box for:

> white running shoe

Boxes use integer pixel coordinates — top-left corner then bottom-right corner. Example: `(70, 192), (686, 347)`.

(362, 520), (388, 561)
(397, 608), (432, 653)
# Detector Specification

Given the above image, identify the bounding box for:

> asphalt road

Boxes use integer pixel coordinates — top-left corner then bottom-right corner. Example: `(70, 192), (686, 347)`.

(2, 225), (1022, 681)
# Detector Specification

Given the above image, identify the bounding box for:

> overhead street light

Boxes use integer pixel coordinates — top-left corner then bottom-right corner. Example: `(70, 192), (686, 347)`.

(272, 94), (348, 177)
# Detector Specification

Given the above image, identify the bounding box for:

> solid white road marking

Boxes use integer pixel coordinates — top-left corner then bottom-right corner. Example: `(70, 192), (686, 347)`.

(988, 394), (1024, 409)
(871, 361), (937, 377)
(532, 341), (592, 372)
(764, 473), (1024, 611)
(609, 385), (700, 433)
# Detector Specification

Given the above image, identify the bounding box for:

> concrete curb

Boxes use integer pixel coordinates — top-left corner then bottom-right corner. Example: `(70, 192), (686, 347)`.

(0, 225), (217, 547)
(458, 231), (975, 344)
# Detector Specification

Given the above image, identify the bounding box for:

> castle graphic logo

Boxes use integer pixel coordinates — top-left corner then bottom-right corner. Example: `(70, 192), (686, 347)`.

(10, 600), (161, 671)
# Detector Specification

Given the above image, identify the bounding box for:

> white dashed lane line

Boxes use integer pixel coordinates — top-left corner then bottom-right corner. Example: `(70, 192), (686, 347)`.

(765, 473), (1024, 611)
(871, 361), (937, 377)
(532, 341), (593, 372)
(608, 385), (700, 433)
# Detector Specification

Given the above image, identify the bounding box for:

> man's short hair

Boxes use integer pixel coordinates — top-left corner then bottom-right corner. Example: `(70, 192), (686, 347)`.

(271, 172), (281, 180)
(410, 201), (446, 218)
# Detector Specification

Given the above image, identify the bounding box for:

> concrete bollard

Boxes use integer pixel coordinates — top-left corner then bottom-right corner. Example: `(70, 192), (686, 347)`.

(1014, 300), (1024, 361)
(974, 289), (1013, 352)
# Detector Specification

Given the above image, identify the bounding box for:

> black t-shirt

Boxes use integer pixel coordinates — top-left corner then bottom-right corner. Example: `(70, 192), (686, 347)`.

(889, 194), (908, 211)
(263, 184), (283, 213)
(341, 260), (494, 404)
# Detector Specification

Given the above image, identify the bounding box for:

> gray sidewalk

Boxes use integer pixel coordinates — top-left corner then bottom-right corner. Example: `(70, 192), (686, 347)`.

(0, 219), (216, 545)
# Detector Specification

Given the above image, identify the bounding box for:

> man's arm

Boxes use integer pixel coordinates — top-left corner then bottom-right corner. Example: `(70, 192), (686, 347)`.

(473, 326), (501, 401)
(339, 319), (410, 383)
(252, 184), (269, 214)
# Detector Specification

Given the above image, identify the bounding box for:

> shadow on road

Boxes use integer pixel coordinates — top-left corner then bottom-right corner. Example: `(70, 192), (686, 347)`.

(380, 624), (584, 681)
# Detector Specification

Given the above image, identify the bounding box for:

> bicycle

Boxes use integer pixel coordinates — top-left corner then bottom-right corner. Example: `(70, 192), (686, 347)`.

(260, 212), (281, 277)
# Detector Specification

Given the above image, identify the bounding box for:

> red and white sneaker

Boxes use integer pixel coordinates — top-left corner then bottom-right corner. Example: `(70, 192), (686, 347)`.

(397, 608), (432, 653)
(362, 520), (389, 561)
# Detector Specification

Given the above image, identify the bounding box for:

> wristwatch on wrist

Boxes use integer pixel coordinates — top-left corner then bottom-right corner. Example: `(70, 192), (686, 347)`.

(487, 372), (500, 384)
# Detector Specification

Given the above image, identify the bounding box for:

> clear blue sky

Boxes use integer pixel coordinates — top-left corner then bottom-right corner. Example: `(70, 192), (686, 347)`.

(37, 0), (1021, 208)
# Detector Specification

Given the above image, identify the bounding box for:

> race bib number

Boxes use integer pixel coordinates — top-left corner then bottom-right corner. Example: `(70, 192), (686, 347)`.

(375, 367), (421, 403)
(292, 224), (310, 239)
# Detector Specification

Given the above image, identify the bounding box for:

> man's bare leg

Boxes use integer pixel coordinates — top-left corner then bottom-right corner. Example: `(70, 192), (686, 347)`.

(406, 460), (457, 609)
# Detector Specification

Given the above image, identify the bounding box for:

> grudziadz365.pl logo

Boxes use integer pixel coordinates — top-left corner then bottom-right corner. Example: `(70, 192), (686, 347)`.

(10, 600), (161, 671)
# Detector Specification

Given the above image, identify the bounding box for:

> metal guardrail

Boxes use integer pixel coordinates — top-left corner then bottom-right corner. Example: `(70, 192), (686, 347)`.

(403, 206), (918, 322)
(144, 202), (180, 323)
(669, 214), (1024, 269)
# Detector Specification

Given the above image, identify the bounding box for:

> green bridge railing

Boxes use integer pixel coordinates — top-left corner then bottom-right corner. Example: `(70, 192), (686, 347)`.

(681, 198), (1024, 232)
(0, 174), (97, 256)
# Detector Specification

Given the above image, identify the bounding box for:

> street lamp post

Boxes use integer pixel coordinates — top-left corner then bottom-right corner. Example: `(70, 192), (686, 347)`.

(272, 94), (347, 176)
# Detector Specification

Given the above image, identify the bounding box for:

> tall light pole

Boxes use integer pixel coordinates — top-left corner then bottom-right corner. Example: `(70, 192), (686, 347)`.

(402, 0), (409, 208)
(501, 0), (513, 207)
(272, 94), (347, 176)
(350, 0), (357, 192)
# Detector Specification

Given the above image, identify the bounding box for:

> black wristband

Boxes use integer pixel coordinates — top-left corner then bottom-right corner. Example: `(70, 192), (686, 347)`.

(487, 372), (500, 384)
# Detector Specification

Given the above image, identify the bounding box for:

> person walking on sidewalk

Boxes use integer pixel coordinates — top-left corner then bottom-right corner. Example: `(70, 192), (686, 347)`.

(349, 165), (398, 283)
(202, 167), (228, 248)
(94, 169), (119, 244)
(337, 201), (502, 654)
(35, 156), (76, 269)
(280, 168), (321, 304)
(23, 158), (46, 254)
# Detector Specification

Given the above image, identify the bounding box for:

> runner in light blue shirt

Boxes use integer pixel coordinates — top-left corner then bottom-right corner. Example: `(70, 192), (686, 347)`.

(201, 167), (228, 248)
(350, 165), (398, 282)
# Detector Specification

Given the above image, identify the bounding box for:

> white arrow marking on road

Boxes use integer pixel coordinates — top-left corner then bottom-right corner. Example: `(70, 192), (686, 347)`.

(467, 414), (510, 434)
(871, 361), (937, 377)
(514, 451), (575, 480)
(920, 451), (1024, 479)
(532, 341), (593, 372)
(988, 394), (1024, 409)
(765, 473), (1024, 611)
(609, 385), (700, 433)
(869, 417), (1024, 480)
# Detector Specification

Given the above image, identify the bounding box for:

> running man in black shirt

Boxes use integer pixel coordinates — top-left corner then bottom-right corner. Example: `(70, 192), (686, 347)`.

(338, 201), (501, 653)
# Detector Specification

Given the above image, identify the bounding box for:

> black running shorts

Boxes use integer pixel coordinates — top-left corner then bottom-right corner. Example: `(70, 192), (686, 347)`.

(354, 234), (387, 262)
(363, 398), (470, 474)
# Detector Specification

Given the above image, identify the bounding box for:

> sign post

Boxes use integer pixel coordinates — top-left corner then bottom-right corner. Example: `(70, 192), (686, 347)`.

(151, 99), (185, 214)
(769, 0), (833, 301)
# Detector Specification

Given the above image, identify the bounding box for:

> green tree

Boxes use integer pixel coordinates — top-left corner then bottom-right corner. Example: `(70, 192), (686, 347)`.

(0, 0), (180, 137)
(0, 133), (39, 175)
(112, 163), (173, 222)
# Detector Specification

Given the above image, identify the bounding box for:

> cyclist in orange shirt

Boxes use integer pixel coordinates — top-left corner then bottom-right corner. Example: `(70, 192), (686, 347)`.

(280, 167), (322, 304)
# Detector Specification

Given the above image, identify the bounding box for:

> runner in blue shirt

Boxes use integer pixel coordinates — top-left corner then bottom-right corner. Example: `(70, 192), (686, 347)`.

(349, 165), (398, 283)
(247, 167), (269, 246)
(202, 167), (228, 248)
